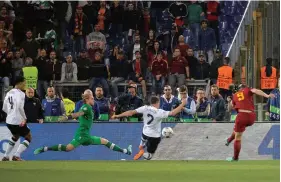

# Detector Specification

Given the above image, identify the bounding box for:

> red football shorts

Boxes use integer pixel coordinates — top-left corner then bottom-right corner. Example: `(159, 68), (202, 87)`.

(234, 112), (256, 132)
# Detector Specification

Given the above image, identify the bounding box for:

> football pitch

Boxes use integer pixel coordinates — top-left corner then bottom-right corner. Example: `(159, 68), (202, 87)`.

(0, 160), (279, 182)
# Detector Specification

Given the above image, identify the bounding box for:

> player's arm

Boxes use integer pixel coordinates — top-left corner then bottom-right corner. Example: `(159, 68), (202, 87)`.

(112, 106), (145, 119)
(251, 88), (274, 98)
(169, 99), (187, 116)
(112, 110), (138, 119)
(68, 111), (85, 119)
(19, 98), (27, 126)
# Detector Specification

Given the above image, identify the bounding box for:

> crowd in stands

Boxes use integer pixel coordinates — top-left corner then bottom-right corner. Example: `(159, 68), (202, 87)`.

(0, 1), (279, 122)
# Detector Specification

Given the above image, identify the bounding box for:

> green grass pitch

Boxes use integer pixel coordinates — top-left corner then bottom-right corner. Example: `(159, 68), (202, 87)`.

(0, 160), (279, 182)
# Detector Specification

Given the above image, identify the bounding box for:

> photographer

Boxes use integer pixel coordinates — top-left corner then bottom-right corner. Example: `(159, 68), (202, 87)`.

(195, 88), (210, 122)
(115, 82), (143, 121)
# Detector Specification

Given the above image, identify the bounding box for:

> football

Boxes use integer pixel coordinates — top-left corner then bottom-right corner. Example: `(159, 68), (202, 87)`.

(162, 127), (174, 138)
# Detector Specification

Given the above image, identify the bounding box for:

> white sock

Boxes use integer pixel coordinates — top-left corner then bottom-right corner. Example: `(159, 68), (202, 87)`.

(123, 149), (127, 154)
(14, 140), (30, 157)
(4, 137), (16, 157)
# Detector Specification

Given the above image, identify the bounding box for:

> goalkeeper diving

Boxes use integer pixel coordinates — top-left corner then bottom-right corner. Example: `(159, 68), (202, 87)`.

(34, 89), (132, 156)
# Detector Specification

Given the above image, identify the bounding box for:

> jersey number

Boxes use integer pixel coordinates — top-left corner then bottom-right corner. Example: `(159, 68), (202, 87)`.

(147, 114), (154, 125)
(8, 96), (14, 109)
(237, 92), (245, 101)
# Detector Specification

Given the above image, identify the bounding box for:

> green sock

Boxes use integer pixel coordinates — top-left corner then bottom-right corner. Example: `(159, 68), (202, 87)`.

(105, 141), (125, 153)
(47, 144), (67, 151)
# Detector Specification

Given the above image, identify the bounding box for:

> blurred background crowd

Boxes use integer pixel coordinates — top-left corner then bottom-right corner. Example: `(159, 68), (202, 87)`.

(0, 1), (279, 123)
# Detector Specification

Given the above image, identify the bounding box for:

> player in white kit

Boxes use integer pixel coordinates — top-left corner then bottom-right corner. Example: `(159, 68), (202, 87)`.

(112, 96), (186, 160)
(1, 76), (31, 161)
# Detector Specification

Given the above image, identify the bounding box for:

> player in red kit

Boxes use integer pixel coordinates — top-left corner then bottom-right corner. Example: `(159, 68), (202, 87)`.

(225, 84), (275, 161)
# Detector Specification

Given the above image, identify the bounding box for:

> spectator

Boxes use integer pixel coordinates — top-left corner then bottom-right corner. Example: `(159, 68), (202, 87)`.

(60, 54), (78, 83)
(187, 1), (204, 48)
(206, 1), (220, 48)
(168, 48), (190, 94)
(195, 88), (210, 122)
(128, 51), (147, 100)
(109, 50), (129, 99)
(147, 41), (166, 69)
(185, 48), (198, 80)
(89, 51), (109, 97)
(95, 86), (110, 120)
(42, 87), (66, 118)
(83, 1), (98, 32)
(11, 50), (24, 79)
(217, 57), (234, 99)
(266, 79), (280, 121)
(123, 3), (141, 45)
(24, 88), (44, 123)
(151, 53), (168, 96)
(20, 30), (40, 61)
(60, 88), (75, 116)
(0, 39), (8, 61)
(178, 85), (196, 122)
(209, 84), (226, 122)
(160, 85), (180, 111)
(97, 1), (110, 33)
(5, 51), (14, 84)
(110, 1), (124, 38)
(0, 50), (11, 91)
(169, 1), (187, 28)
(0, 28), (12, 44)
(48, 51), (62, 81)
(74, 91), (100, 120)
(34, 49), (52, 98)
(158, 8), (174, 51)
(0, 6), (12, 30)
(88, 41), (103, 61)
(128, 34), (145, 62)
(145, 30), (157, 53)
(115, 82), (143, 121)
(70, 6), (89, 55)
(140, 8), (155, 37)
(195, 54), (210, 80)
(87, 24), (106, 51)
(76, 49), (91, 80)
(198, 19), (216, 64)
(53, 1), (75, 43)
(176, 35), (189, 57)
(22, 57), (38, 90)
(261, 57), (278, 94)
(210, 49), (222, 85)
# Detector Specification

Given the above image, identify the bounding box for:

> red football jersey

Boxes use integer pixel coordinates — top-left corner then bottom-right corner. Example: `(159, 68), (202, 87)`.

(232, 87), (255, 112)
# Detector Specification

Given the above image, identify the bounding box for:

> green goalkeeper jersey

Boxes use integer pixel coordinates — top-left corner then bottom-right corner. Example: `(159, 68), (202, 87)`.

(74, 104), (94, 137)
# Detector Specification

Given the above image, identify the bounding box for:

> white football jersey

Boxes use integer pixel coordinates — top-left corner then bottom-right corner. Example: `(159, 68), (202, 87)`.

(2, 89), (26, 125)
(135, 105), (170, 138)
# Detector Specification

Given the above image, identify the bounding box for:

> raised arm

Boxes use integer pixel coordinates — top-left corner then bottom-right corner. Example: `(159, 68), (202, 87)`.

(251, 88), (273, 98)
(112, 110), (138, 119)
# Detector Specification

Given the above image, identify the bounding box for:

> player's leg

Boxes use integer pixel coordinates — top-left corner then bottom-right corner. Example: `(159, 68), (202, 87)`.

(226, 131), (235, 146)
(2, 135), (19, 161)
(90, 136), (132, 155)
(34, 139), (78, 154)
(226, 113), (246, 161)
(12, 130), (32, 161)
(143, 137), (161, 160)
(134, 133), (148, 160)
(2, 124), (20, 161)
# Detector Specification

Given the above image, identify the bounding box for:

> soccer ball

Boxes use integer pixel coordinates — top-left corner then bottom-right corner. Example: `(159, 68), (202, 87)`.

(162, 127), (174, 138)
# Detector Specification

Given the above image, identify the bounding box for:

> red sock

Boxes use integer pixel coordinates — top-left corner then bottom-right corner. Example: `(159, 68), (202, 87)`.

(233, 140), (241, 160)
(227, 132), (235, 143)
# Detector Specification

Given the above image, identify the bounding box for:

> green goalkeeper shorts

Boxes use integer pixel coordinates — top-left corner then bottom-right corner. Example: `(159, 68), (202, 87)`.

(70, 135), (101, 148)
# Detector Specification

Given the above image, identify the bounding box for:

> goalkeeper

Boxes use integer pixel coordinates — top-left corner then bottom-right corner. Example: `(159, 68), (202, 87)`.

(34, 89), (132, 156)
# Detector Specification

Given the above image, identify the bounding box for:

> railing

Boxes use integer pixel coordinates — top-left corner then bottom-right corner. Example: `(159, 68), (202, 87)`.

(52, 80), (208, 102)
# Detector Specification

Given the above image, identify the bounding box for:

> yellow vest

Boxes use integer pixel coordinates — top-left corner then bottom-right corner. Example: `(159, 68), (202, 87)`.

(22, 66), (38, 89)
(63, 98), (75, 116)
